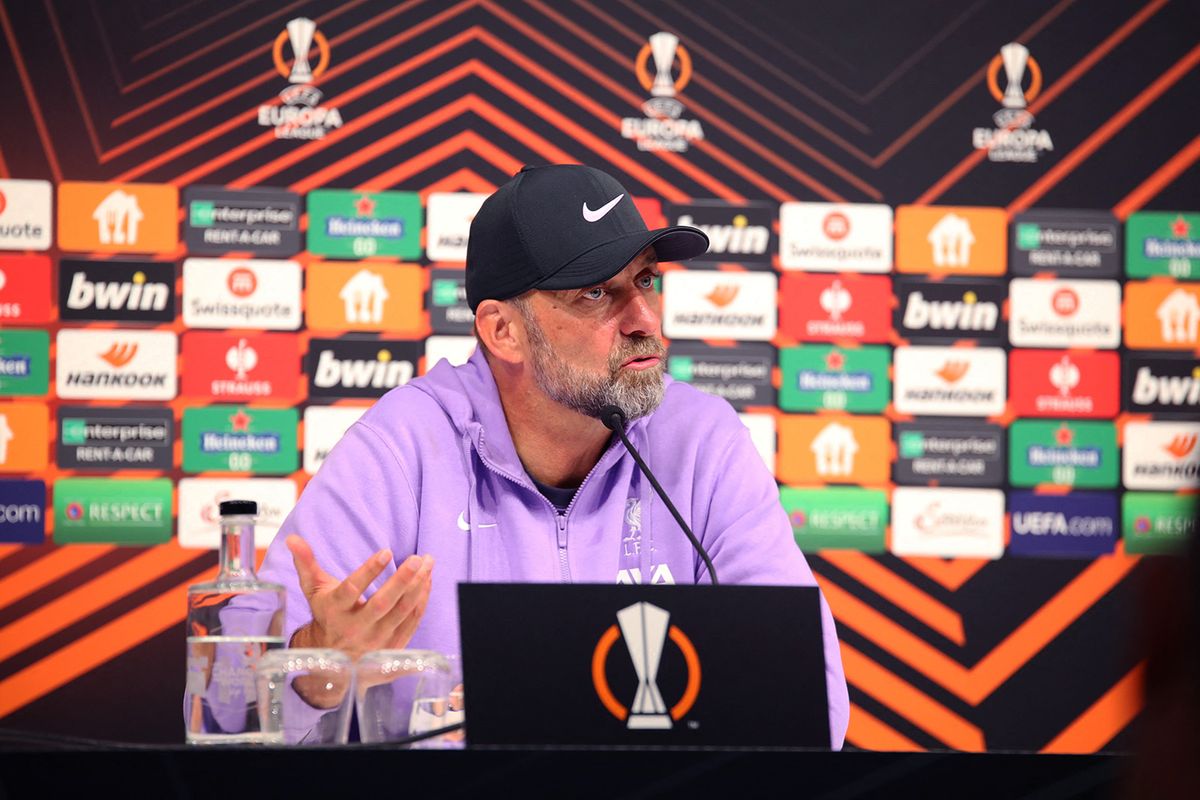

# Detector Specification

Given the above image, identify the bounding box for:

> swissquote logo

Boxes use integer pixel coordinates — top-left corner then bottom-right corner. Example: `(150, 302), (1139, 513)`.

(592, 602), (700, 729)
(183, 258), (302, 330)
(666, 202), (774, 266)
(778, 202), (892, 273)
(621, 31), (704, 152)
(1127, 356), (1200, 414)
(260, 17), (343, 139)
(56, 329), (177, 401)
(58, 260), (175, 323)
(1009, 278), (1121, 348)
(894, 278), (1005, 342)
(0, 179), (52, 250)
(662, 271), (777, 341)
(893, 346), (1006, 417)
(1123, 421), (1200, 491)
(972, 42), (1053, 163)
(307, 338), (421, 399)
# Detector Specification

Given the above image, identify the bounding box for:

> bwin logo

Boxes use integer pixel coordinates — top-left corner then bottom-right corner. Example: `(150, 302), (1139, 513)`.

(313, 348), (413, 389)
(902, 291), (998, 331)
(67, 271), (169, 312)
(676, 213), (768, 256)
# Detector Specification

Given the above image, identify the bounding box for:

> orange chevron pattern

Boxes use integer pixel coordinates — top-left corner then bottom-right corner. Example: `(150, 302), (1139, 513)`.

(0, 0), (1193, 748)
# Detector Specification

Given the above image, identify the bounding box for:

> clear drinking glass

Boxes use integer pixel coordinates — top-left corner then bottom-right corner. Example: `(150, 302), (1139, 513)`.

(256, 648), (354, 745)
(355, 650), (452, 746)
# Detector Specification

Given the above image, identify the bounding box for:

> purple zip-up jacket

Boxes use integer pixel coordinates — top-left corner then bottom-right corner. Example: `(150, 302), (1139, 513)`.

(259, 348), (850, 748)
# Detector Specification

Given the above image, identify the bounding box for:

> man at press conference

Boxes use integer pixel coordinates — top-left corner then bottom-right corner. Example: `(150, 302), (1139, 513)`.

(259, 163), (850, 748)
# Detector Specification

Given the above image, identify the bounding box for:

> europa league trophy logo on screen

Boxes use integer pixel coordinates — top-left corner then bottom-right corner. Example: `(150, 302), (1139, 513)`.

(592, 601), (701, 730)
(285, 18), (317, 84)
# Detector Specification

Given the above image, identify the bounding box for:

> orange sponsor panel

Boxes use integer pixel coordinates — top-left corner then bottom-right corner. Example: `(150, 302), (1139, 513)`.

(0, 402), (49, 472)
(57, 182), (179, 254)
(895, 205), (1007, 275)
(305, 262), (424, 333)
(1124, 280), (1200, 350)
(777, 413), (891, 485)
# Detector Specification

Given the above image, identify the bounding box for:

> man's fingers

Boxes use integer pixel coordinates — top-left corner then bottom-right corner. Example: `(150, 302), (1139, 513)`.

(365, 555), (427, 620)
(376, 555), (433, 628)
(287, 534), (329, 598)
(333, 548), (394, 607)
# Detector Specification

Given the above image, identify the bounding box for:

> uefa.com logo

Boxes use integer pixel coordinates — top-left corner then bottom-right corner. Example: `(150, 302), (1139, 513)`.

(592, 602), (700, 729)
(621, 32), (704, 153)
(972, 42), (1053, 163)
(258, 17), (345, 140)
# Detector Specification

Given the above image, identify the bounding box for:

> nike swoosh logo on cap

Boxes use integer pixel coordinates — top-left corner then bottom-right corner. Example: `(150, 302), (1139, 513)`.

(582, 193), (625, 223)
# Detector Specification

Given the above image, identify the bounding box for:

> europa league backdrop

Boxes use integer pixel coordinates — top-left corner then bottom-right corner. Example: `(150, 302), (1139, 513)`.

(0, 0), (1197, 749)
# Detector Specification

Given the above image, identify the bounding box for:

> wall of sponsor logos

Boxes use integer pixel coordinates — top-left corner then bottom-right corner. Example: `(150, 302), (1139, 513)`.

(0, 0), (1196, 749)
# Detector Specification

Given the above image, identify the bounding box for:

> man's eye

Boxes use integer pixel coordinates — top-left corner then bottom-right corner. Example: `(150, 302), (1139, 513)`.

(583, 287), (605, 300)
(637, 274), (657, 289)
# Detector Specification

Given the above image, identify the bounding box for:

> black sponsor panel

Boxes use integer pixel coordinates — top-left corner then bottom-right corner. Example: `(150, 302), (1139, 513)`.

(56, 406), (174, 470)
(893, 277), (1007, 343)
(665, 200), (775, 268)
(57, 259), (176, 323)
(894, 421), (1006, 487)
(306, 337), (422, 399)
(1124, 354), (1200, 415)
(666, 341), (775, 409)
(1010, 210), (1121, 277)
(182, 186), (302, 257)
(426, 269), (473, 334)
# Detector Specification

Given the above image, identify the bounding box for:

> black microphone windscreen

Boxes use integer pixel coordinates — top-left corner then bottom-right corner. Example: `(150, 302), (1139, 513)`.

(599, 405), (627, 431)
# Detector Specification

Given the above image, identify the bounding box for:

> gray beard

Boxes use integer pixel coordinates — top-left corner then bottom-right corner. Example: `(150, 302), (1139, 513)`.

(520, 308), (666, 421)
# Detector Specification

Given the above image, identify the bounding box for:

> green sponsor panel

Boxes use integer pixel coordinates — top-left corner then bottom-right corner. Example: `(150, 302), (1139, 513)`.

(1015, 222), (1042, 250)
(431, 278), (460, 306)
(780, 487), (887, 552)
(667, 355), (694, 381)
(0, 329), (49, 396)
(779, 345), (890, 412)
(182, 406), (298, 474)
(1009, 420), (1118, 488)
(189, 200), (215, 227)
(1125, 211), (1200, 279)
(1122, 492), (1197, 555)
(53, 478), (172, 544)
(306, 189), (422, 259)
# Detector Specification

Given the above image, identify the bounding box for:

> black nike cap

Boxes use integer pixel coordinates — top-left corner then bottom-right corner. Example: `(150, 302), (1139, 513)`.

(465, 164), (709, 312)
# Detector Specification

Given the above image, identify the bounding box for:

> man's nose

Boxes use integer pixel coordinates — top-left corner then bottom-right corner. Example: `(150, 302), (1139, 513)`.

(620, 290), (661, 338)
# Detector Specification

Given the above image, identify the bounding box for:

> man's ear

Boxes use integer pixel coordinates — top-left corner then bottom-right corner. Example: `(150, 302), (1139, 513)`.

(475, 299), (525, 365)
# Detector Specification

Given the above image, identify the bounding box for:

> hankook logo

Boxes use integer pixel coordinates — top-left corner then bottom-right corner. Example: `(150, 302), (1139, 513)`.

(662, 271), (777, 341)
(56, 330), (177, 401)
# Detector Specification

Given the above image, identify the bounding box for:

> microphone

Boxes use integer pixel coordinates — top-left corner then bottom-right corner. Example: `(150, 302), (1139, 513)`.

(600, 405), (719, 586)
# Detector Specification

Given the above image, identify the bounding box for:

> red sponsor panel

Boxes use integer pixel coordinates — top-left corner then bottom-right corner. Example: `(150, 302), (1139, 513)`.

(779, 273), (892, 343)
(181, 332), (301, 402)
(0, 254), (53, 324)
(1008, 349), (1119, 418)
(633, 197), (667, 232)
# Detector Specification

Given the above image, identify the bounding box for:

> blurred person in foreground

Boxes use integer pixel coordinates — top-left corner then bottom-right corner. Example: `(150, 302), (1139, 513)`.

(258, 164), (850, 747)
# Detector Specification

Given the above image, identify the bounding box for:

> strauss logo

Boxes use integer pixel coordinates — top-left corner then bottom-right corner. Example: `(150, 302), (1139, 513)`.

(1049, 355), (1080, 396)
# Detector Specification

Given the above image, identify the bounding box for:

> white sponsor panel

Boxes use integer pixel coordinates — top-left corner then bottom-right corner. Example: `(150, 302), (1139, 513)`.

(56, 329), (177, 400)
(778, 202), (892, 272)
(737, 412), (776, 472)
(891, 487), (1005, 559)
(662, 270), (777, 341)
(178, 477), (297, 549)
(0, 179), (52, 250)
(426, 193), (487, 263)
(303, 406), (367, 474)
(182, 258), (302, 329)
(1122, 421), (1200, 490)
(893, 346), (1007, 417)
(1009, 278), (1120, 348)
(424, 336), (476, 372)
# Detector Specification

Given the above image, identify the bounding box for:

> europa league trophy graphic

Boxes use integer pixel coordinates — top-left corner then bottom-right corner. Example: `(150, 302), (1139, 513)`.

(616, 602), (672, 729)
(286, 17), (317, 84)
(999, 42), (1031, 109)
(642, 32), (685, 119)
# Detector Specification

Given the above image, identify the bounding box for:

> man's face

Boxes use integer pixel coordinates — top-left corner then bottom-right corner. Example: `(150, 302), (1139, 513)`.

(514, 247), (666, 420)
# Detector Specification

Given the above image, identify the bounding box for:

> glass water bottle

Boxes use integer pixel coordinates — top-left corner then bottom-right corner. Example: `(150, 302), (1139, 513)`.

(184, 499), (285, 744)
